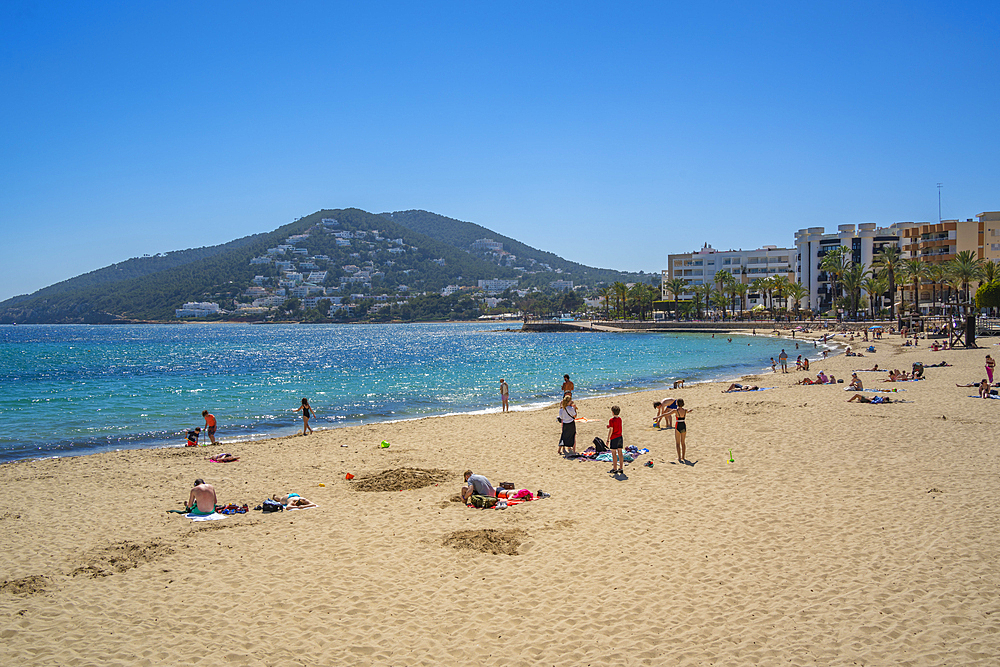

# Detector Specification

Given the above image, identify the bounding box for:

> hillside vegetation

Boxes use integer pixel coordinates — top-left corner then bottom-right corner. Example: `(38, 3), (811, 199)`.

(0, 208), (647, 324)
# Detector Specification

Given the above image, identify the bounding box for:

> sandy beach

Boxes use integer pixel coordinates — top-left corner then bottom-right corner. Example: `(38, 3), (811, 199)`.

(2, 330), (999, 666)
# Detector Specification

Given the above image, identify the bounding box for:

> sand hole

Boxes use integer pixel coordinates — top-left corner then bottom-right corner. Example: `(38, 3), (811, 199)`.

(0, 575), (48, 596)
(442, 528), (527, 556)
(79, 539), (175, 576)
(352, 467), (450, 492)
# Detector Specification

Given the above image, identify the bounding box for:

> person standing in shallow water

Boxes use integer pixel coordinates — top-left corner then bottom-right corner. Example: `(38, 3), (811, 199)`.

(562, 374), (574, 397)
(294, 398), (317, 435)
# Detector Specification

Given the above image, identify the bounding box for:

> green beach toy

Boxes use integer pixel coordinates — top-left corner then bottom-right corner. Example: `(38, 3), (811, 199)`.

(728, 449), (734, 463)
(380, 440), (390, 448)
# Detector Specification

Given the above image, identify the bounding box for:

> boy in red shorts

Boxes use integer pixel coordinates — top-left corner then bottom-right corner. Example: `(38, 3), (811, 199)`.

(607, 405), (624, 475)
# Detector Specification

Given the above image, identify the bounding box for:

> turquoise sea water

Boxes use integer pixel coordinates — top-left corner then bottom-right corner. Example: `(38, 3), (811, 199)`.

(0, 323), (797, 463)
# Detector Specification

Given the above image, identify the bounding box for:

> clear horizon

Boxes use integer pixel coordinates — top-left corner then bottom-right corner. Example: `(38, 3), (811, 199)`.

(2, 1), (998, 302)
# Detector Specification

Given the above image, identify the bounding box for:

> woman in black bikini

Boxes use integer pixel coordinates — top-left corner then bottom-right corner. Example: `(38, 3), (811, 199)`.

(665, 399), (692, 463)
(294, 397), (317, 435)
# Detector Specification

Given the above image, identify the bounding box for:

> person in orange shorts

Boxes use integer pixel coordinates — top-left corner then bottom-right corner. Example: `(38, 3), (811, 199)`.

(202, 410), (217, 445)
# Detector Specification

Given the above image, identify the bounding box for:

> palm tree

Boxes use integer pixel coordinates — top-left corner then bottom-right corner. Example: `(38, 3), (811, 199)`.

(927, 263), (948, 316)
(716, 270), (736, 320)
(701, 283), (716, 319)
(786, 281), (809, 320)
(734, 282), (750, 319)
(665, 278), (687, 320)
(862, 274), (888, 320)
(840, 262), (869, 321)
(600, 286), (613, 320)
(749, 278), (768, 319)
(950, 250), (983, 314)
(629, 283), (653, 320)
(872, 246), (903, 320)
(901, 258), (928, 316)
(771, 274), (790, 316)
(982, 259), (999, 286)
(819, 246), (848, 312)
(611, 282), (628, 319)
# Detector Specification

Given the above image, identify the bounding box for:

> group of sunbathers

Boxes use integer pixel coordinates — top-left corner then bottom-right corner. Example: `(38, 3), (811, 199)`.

(796, 371), (838, 385)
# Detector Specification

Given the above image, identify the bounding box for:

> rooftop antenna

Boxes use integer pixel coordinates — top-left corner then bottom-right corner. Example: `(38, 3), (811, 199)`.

(937, 183), (943, 222)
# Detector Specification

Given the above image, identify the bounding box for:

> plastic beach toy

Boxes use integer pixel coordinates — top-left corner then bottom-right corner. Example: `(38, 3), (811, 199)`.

(728, 449), (735, 463)
(345, 473), (354, 480)
(380, 440), (390, 448)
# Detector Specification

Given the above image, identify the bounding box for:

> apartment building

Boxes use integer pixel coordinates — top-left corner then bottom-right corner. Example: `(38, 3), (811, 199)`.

(794, 223), (913, 313)
(901, 211), (1000, 263)
(663, 243), (794, 308)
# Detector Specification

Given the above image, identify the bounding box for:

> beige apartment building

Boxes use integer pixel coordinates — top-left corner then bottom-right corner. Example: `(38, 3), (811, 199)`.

(900, 211), (1000, 263)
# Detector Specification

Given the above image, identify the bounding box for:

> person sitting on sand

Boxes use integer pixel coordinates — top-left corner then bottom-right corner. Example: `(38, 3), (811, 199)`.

(980, 379), (992, 399)
(847, 394), (894, 404)
(802, 358), (810, 371)
(461, 470), (496, 503)
(848, 373), (863, 391)
(186, 479), (217, 515)
(816, 371), (828, 384)
(795, 376), (817, 385)
(273, 493), (317, 509)
(653, 398), (678, 428)
(827, 374), (837, 384)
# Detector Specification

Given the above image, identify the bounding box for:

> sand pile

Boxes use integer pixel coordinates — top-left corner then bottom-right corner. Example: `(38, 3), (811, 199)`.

(351, 467), (450, 492)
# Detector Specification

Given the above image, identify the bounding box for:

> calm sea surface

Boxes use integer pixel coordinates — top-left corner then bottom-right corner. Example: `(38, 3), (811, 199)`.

(0, 323), (802, 463)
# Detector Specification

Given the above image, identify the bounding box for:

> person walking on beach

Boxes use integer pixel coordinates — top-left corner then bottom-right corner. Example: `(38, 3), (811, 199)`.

(294, 398), (317, 435)
(500, 379), (510, 413)
(778, 349), (789, 373)
(770, 358), (777, 373)
(202, 410), (217, 445)
(663, 399), (692, 464)
(562, 374), (574, 397)
(558, 395), (578, 456)
(986, 355), (995, 384)
(607, 405), (624, 475)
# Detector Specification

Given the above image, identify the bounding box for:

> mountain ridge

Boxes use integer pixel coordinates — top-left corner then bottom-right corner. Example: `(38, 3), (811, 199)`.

(0, 208), (649, 324)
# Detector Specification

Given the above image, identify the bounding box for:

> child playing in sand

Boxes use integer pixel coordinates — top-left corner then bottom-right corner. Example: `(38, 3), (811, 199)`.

(607, 405), (624, 475)
(185, 427), (201, 447)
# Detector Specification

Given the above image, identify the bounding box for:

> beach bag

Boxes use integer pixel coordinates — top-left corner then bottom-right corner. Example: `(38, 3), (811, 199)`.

(469, 495), (498, 509)
(261, 498), (284, 512)
(593, 437), (608, 453)
(500, 482), (515, 490)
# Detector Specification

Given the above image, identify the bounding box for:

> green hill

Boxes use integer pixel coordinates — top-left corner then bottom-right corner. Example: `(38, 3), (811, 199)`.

(0, 208), (651, 324)
(382, 209), (647, 287)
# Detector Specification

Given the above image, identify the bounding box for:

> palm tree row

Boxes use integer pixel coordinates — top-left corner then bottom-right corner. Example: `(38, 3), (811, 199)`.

(829, 247), (994, 320)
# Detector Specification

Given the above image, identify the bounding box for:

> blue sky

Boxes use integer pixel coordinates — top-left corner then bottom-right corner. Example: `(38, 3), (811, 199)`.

(2, 1), (998, 301)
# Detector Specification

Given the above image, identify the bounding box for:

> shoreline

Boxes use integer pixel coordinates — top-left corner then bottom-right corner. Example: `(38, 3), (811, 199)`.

(3, 329), (998, 665)
(3, 329), (842, 466)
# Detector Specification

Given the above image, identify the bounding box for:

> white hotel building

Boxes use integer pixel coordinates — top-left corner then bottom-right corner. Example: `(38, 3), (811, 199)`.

(793, 223), (913, 313)
(663, 244), (794, 308)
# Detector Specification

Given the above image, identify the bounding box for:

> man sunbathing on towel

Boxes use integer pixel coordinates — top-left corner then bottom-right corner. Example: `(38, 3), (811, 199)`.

(723, 383), (760, 392)
(273, 493), (317, 509)
(186, 479), (217, 515)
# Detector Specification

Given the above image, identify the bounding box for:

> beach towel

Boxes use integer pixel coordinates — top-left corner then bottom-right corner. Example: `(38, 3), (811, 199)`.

(968, 395), (1000, 399)
(186, 512), (226, 521)
(286, 505), (319, 510)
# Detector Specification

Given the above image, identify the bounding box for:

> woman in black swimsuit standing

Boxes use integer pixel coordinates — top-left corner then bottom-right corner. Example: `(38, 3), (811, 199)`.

(294, 397), (317, 435)
(665, 399), (692, 464)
